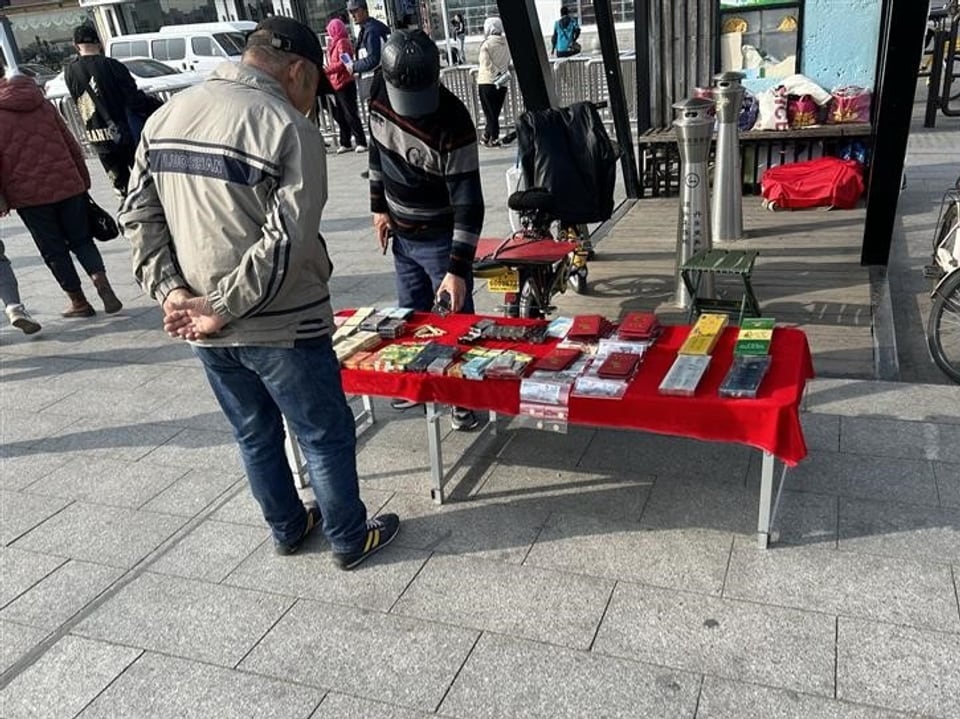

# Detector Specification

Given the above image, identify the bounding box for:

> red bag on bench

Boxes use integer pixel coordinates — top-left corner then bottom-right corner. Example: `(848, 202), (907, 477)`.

(761, 157), (865, 210)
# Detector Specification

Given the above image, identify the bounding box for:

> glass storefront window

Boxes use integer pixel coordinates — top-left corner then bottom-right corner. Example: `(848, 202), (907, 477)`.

(118, 1), (218, 34)
(9, 7), (94, 70)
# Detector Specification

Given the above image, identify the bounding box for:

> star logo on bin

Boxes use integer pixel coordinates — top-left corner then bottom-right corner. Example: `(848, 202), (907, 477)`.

(684, 173), (700, 188)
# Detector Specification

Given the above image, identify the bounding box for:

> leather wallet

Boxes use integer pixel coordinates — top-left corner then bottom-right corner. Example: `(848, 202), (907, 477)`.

(567, 314), (605, 341)
(596, 352), (641, 379)
(532, 347), (581, 372)
(617, 312), (661, 340)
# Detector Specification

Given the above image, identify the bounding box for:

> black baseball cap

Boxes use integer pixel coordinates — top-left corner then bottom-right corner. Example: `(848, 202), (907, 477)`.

(381, 29), (441, 117)
(73, 24), (101, 44)
(249, 16), (324, 71)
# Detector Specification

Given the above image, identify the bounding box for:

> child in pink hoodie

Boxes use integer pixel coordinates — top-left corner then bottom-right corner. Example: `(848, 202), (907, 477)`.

(325, 18), (368, 153)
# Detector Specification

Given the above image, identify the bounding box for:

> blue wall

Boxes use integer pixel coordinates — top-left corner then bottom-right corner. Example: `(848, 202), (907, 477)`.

(744, 0), (883, 94)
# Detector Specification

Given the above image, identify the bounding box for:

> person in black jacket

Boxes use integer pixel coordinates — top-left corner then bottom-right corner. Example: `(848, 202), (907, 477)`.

(64, 24), (158, 197)
(346, 0), (391, 76)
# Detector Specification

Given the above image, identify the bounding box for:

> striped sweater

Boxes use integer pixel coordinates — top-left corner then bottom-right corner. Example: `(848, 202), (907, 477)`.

(367, 73), (484, 278)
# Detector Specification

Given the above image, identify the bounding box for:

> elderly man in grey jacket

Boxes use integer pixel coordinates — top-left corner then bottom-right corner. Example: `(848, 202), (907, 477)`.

(120, 17), (399, 570)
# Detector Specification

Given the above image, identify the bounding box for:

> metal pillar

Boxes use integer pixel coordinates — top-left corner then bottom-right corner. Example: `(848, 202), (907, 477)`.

(0, 15), (21, 73)
(496, 0), (556, 111)
(673, 97), (715, 308)
(634, 0), (652, 133)
(711, 71), (745, 242)
(593, 0), (640, 199)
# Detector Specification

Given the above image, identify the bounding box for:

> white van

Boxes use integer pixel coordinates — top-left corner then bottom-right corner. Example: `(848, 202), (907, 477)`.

(107, 22), (255, 75)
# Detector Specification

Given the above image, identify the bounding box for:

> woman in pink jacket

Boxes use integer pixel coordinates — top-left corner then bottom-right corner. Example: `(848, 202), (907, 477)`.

(325, 18), (368, 154)
(0, 68), (121, 318)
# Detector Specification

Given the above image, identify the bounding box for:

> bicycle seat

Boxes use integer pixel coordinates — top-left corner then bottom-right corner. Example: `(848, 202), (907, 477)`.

(508, 188), (555, 214)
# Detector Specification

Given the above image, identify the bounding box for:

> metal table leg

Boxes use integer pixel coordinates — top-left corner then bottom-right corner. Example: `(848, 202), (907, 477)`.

(425, 402), (445, 504)
(757, 450), (790, 548)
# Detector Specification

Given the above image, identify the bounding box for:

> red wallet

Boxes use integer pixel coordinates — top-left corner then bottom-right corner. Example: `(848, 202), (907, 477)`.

(532, 347), (582, 372)
(596, 352), (640, 379)
(617, 312), (661, 340)
(567, 314), (605, 341)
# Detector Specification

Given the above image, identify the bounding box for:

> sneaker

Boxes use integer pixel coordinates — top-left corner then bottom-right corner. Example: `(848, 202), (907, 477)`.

(451, 407), (479, 431)
(275, 503), (322, 556)
(336, 145), (352, 154)
(5, 305), (41, 335)
(390, 397), (422, 410)
(332, 513), (400, 570)
(355, 145), (368, 153)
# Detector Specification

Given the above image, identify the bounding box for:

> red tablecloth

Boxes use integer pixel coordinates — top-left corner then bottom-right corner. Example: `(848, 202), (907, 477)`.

(340, 313), (814, 466)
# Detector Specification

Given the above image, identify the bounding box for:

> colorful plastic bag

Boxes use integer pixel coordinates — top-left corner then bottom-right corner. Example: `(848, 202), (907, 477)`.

(787, 94), (819, 128)
(827, 86), (871, 124)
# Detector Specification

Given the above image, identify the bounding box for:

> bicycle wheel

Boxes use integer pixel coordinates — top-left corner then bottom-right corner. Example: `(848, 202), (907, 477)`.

(927, 270), (960, 383)
(933, 198), (958, 253)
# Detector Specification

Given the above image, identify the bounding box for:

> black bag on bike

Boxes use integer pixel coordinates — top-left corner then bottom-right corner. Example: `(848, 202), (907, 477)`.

(515, 102), (618, 225)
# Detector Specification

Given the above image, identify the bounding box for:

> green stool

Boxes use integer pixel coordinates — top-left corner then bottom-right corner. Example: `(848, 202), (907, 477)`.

(680, 248), (761, 324)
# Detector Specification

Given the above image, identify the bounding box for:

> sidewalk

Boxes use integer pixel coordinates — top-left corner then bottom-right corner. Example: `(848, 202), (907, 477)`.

(1, 107), (958, 717)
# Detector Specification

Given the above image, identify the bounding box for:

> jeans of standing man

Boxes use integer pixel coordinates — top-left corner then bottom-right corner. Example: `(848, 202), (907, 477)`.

(17, 194), (106, 293)
(332, 82), (367, 149)
(0, 240), (24, 308)
(392, 232), (474, 313)
(192, 337), (369, 553)
(478, 84), (508, 142)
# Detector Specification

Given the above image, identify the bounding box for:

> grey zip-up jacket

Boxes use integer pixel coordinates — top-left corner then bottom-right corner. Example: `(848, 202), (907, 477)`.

(121, 62), (334, 347)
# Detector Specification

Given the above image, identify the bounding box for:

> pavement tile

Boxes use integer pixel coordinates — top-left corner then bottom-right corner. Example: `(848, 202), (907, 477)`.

(766, 489), (838, 548)
(149, 520), (270, 583)
(24, 457), (188, 509)
(577, 429), (753, 482)
(0, 384), (79, 414)
(393, 553), (614, 650)
(311, 693), (446, 718)
(838, 497), (960, 565)
(38, 417), (186, 462)
(724, 544), (960, 632)
(0, 454), (69, 491)
(0, 491), (73, 546)
(806, 379), (960, 425)
(494, 426), (596, 469)
(935, 462), (959, 508)
(211, 484), (315, 528)
(764, 450), (940, 507)
(75, 572), (294, 667)
(0, 560), (122, 629)
(801, 412), (840, 452)
(39, 386), (169, 423)
(639, 474), (759, 535)
(840, 417), (960, 463)
(0, 409), (77, 448)
(141, 467), (245, 517)
(0, 636), (141, 719)
(223, 539), (428, 612)
(525, 511), (732, 595)
(379, 491), (549, 564)
(593, 582), (835, 695)
(11, 502), (187, 569)
(239, 599), (478, 711)
(76, 652), (323, 719)
(37, 360), (165, 394)
(697, 676), (914, 718)
(439, 632), (700, 718)
(0, 620), (49, 674)
(0, 547), (66, 607)
(837, 617), (960, 718)
(139, 428), (242, 471)
(473, 463), (652, 521)
(355, 442), (493, 496)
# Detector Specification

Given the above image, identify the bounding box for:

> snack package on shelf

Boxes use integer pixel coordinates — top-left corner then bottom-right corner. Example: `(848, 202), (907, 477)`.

(734, 317), (776, 356)
(658, 354), (712, 396)
(719, 355), (772, 398)
(678, 313), (729, 355)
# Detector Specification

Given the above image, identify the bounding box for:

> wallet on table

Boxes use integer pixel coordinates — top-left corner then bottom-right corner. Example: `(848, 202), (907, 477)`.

(532, 347), (582, 372)
(596, 351), (641, 379)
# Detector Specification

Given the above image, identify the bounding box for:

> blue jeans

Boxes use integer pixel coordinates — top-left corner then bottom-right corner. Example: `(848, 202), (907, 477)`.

(392, 233), (474, 313)
(192, 337), (367, 553)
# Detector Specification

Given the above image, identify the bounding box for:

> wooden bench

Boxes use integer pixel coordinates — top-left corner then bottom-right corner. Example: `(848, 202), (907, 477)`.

(637, 122), (873, 198)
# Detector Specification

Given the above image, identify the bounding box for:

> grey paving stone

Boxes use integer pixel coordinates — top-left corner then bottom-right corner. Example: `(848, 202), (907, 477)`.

(594, 583), (835, 695)
(838, 617), (960, 718)
(639, 474), (759, 535)
(495, 426), (596, 469)
(141, 468), (245, 517)
(577, 429), (753, 483)
(0, 635), (141, 719)
(806, 378), (960, 425)
(0, 560), (122, 629)
(696, 676), (914, 718)
(838, 497), (960, 565)
(765, 450), (940, 507)
(474, 463), (652, 521)
(840, 417), (960, 463)
(725, 545), (960, 632)
(0, 490), (72, 546)
(211, 484), (315, 528)
(11, 502), (187, 569)
(379, 491), (549, 564)
(38, 417), (185, 462)
(439, 632), (700, 718)
(43, 360), (165, 394)
(355, 442), (494, 496)
(393, 553), (614, 650)
(149, 520), (269, 583)
(0, 409), (77, 448)
(801, 412), (840, 452)
(525, 511), (732, 595)
(239, 599), (478, 711)
(0, 548), (65, 606)
(0, 620), (49, 674)
(223, 538), (427, 612)
(25, 457), (187, 509)
(39, 386), (169, 423)
(0, 384), (79, 414)
(139, 428), (242, 472)
(0, 454), (69, 491)
(935, 462), (960, 508)
(765, 489), (839, 548)
(310, 693), (446, 718)
(77, 652), (322, 719)
(75, 572), (294, 667)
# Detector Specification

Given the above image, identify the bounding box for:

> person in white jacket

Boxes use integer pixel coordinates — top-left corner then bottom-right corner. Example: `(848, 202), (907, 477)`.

(476, 17), (511, 147)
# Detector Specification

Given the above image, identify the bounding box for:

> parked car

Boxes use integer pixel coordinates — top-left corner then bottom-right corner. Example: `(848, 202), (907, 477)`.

(16, 62), (58, 89)
(44, 57), (204, 99)
(106, 21), (254, 75)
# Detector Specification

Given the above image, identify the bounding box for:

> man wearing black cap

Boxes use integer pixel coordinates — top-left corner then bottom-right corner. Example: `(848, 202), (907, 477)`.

(64, 24), (157, 196)
(121, 17), (400, 570)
